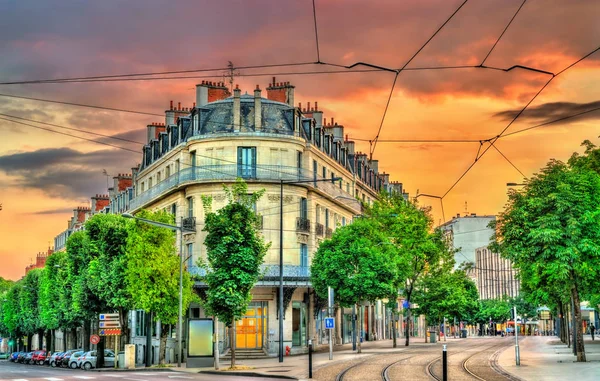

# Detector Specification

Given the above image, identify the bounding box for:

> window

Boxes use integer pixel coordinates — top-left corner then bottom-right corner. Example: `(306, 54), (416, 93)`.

(141, 182), (145, 192)
(322, 166), (326, 179)
(346, 183), (350, 194)
(157, 172), (161, 183)
(186, 243), (194, 269)
(313, 160), (317, 186)
(300, 243), (308, 268)
(149, 177), (153, 188)
(175, 159), (180, 172)
(187, 197), (194, 218)
(342, 217), (347, 226)
(297, 151), (303, 170)
(316, 205), (320, 223)
(300, 197), (308, 219)
(135, 311), (146, 336)
(190, 151), (196, 167)
(171, 203), (177, 216)
(166, 165), (171, 178)
(237, 147), (257, 179)
(325, 208), (329, 229)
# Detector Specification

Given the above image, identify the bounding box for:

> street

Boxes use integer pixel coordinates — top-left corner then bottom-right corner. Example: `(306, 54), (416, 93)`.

(0, 361), (285, 381)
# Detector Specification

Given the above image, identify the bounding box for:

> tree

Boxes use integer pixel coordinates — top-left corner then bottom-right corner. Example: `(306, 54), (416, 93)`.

(39, 251), (68, 352)
(87, 214), (134, 349)
(311, 216), (402, 352)
(19, 269), (43, 350)
(493, 158), (600, 361)
(364, 192), (448, 347)
(127, 209), (194, 365)
(200, 179), (269, 368)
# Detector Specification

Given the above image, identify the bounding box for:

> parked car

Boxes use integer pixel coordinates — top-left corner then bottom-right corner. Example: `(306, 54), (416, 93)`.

(9, 352), (21, 362)
(48, 352), (63, 367)
(24, 352), (34, 364)
(32, 350), (47, 365)
(68, 351), (85, 369)
(81, 350), (115, 370)
(61, 349), (82, 368)
(16, 352), (27, 363)
(0, 352), (9, 359)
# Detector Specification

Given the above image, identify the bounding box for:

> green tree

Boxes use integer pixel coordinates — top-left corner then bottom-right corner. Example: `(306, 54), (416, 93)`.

(87, 214), (134, 349)
(493, 158), (600, 361)
(39, 251), (69, 352)
(311, 216), (402, 352)
(19, 269), (43, 349)
(201, 179), (269, 368)
(364, 192), (449, 347)
(2, 283), (23, 350)
(127, 209), (194, 364)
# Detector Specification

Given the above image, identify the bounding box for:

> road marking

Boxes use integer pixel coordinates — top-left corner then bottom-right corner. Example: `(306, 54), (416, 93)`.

(44, 378), (64, 381)
(73, 377), (96, 379)
(131, 374), (159, 376)
(14, 379), (29, 381)
(104, 376), (125, 378)
(168, 376), (192, 379)
(123, 378), (148, 381)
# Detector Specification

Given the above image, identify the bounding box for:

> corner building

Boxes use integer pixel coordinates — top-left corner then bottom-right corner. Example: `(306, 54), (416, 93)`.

(124, 78), (405, 357)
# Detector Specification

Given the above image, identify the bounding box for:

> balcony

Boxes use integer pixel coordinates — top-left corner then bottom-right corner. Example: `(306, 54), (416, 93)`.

(182, 216), (196, 231)
(189, 264), (310, 279)
(316, 223), (324, 237)
(129, 164), (360, 212)
(326, 228), (333, 239)
(296, 217), (311, 233)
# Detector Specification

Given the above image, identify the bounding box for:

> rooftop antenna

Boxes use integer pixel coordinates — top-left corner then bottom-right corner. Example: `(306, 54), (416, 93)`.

(102, 169), (110, 189)
(223, 61), (240, 93)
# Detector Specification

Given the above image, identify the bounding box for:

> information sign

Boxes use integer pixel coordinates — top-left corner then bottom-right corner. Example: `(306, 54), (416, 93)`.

(325, 317), (335, 329)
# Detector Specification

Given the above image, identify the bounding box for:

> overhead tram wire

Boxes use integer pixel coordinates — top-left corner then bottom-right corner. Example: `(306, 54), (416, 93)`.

(500, 106), (600, 138)
(489, 141), (526, 178)
(369, 0), (469, 159)
(0, 61), (319, 86)
(350, 137), (484, 143)
(440, 45), (600, 199)
(312, 0), (321, 63)
(480, 0), (527, 66)
(0, 113), (145, 145)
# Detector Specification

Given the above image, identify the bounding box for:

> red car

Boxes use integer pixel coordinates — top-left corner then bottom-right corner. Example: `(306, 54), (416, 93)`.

(32, 350), (47, 365)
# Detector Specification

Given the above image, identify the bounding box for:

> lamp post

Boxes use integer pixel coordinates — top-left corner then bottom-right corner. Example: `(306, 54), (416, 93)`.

(123, 212), (191, 368)
(278, 177), (342, 363)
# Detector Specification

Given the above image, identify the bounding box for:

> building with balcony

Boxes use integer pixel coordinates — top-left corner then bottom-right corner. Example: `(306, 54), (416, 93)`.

(475, 246), (520, 300)
(112, 78), (405, 358)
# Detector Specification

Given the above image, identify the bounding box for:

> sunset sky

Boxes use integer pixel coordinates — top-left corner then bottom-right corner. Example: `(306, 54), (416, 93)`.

(1, 0), (599, 280)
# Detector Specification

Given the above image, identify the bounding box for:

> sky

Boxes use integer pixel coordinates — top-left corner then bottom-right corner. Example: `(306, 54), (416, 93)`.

(0, 0), (599, 280)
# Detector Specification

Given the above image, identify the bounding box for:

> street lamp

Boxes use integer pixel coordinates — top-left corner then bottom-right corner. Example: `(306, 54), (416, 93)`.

(414, 193), (445, 223)
(122, 212), (192, 367)
(278, 177), (341, 363)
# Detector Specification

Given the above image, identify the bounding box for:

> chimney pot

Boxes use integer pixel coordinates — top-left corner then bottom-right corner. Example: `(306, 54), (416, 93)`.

(307, 102), (311, 111)
(178, 102), (181, 110)
(256, 84), (260, 90)
(272, 76), (276, 86)
(236, 84), (239, 89)
(170, 100), (173, 110)
(315, 101), (318, 110)
(299, 102), (302, 109)
(193, 102), (196, 108)
(331, 117), (334, 125)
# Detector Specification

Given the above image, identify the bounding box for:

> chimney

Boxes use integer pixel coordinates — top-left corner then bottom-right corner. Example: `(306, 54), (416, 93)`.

(196, 81), (231, 107)
(266, 77), (295, 106)
(345, 140), (355, 155)
(254, 85), (262, 130)
(233, 85), (241, 132)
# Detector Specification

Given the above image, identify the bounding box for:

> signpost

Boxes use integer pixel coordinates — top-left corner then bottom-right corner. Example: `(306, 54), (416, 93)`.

(327, 287), (334, 361)
(90, 335), (100, 345)
(99, 313), (121, 369)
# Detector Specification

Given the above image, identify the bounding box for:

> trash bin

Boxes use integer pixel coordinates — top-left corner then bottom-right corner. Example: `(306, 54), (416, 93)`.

(429, 331), (437, 343)
(118, 352), (125, 369)
(461, 329), (467, 338)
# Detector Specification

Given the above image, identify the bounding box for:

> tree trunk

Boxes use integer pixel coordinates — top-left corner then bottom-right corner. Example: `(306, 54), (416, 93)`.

(159, 324), (168, 365)
(566, 303), (571, 348)
(357, 305), (362, 354)
(571, 285), (586, 362)
(50, 329), (55, 352)
(97, 336), (105, 368)
(70, 327), (77, 349)
(230, 320), (236, 368)
(83, 321), (90, 352)
(119, 308), (130, 351)
(405, 307), (411, 346)
(392, 309), (397, 348)
(38, 330), (44, 349)
(558, 302), (565, 343)
(27, 334), (32, 351)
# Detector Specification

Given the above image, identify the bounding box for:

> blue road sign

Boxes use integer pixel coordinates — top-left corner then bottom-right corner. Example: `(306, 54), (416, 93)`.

(402, 300), (410, 309)
(325, 317), (335, 329)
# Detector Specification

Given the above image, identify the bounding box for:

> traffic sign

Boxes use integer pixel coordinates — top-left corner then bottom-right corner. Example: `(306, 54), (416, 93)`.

(90, 334), (100, 344)
(99, 329), (121, 336)
(99, 321), (121, 328)
(99, 313), (120, 321)
(325, 317), (335, 329)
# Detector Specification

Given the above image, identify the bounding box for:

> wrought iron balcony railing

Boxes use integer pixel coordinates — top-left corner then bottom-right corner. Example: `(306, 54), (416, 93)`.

(316, 223), (324, 237)
(182, 216), (196, 231)
(189, 264), (310, 279)
(296, 217), (311, 233)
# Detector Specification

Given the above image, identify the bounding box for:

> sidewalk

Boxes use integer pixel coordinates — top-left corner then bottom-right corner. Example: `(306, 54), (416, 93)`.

(497, 335), (600, 381)
(170, 337), (435, 379)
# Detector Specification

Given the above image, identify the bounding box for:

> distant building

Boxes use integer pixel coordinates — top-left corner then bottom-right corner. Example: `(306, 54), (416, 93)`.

(440, 213), (496, 269)
(24, 247), (53, 274)
(475, 246), (519, 300)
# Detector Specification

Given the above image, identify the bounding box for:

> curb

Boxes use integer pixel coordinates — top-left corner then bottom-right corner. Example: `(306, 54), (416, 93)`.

(200, 370), (297, 379)
(90, 367), (181, 372)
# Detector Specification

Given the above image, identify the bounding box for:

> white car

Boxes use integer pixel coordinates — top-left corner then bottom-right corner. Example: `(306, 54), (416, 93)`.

(81, 350), (115, 370)
(68, 351), (85, 369)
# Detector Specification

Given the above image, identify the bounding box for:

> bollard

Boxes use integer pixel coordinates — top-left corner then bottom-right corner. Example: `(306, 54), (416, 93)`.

(308, 339), (313, 379)
(442, 344), (447, 381)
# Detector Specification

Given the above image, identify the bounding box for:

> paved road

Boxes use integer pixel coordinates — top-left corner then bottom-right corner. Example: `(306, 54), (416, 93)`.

(0, 360), (284, 381)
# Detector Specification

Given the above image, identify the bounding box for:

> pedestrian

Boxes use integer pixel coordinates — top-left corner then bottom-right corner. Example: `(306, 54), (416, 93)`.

(591, 324), (595, 341)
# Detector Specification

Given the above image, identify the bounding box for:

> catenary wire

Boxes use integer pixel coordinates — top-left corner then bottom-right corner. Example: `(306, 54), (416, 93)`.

(500, 106), (600, 138)
(489, 141), (526, 178)
(480, 0), (527, 66)
(370, 0), (469, 158)
(0, 113), (145, 145)
(312, 0), (321, 63)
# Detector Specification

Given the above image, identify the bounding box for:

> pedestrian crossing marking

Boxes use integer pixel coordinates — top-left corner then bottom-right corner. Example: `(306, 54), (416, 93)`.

(105, 376), (125, 378)
(44, 378), (64, 381)
(123, 378), (148, 381)
(14, 378), (29, 381)
(131, 373), (159, 376)
(73, 377), (96, 379)
(168, 376), (192, 379)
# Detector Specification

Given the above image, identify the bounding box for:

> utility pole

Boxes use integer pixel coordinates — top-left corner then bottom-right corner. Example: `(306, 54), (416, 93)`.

(514, 306), (520, 366)
(223, 61), (239, 93)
